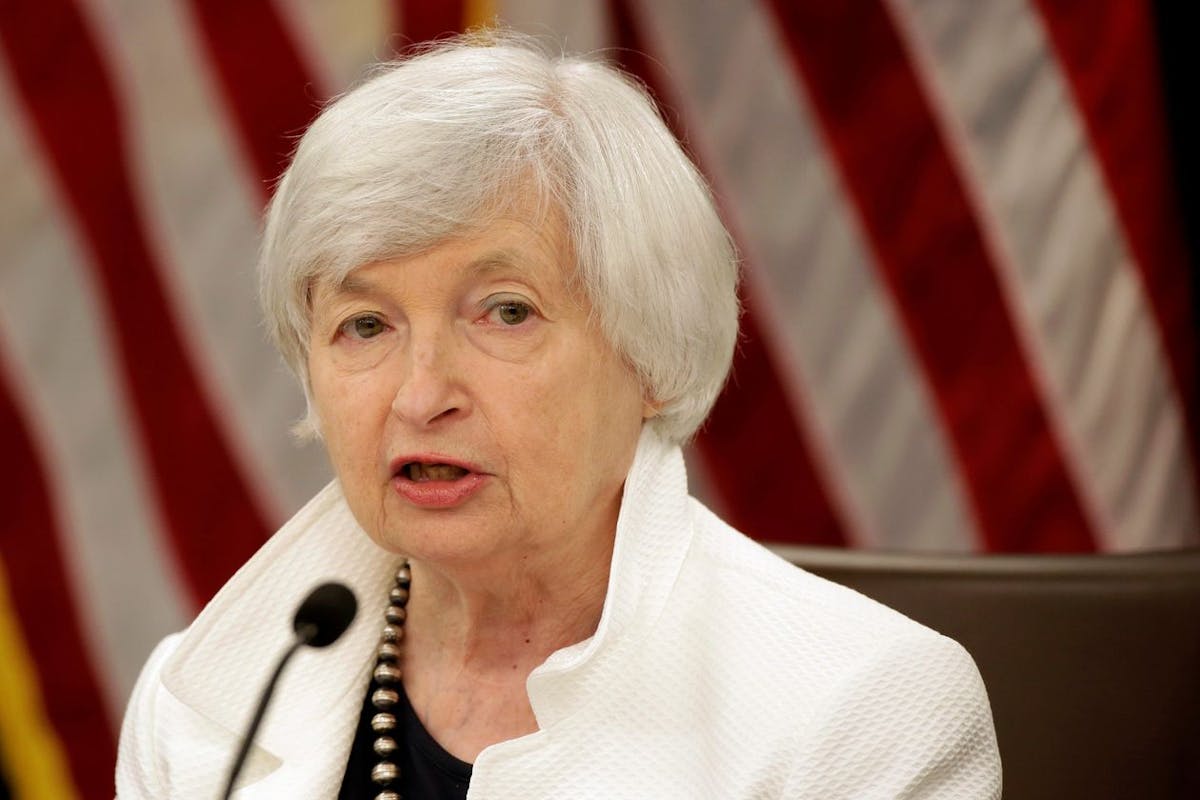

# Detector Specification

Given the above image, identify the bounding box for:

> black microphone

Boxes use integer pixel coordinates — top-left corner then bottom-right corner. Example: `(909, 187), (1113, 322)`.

(221, 582), (357, 799)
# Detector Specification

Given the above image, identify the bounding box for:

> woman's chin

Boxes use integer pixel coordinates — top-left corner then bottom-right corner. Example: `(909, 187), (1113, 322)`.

(369, 513), (512, 568)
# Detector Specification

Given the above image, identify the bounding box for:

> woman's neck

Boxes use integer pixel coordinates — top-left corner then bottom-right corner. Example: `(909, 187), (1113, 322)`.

(404, 531), (614, 674)
(396, 532), (615, 762)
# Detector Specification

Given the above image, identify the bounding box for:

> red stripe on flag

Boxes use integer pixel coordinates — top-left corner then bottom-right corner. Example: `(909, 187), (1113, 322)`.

(0, 3), (270, 603)
(766, 0), (1097, 552)
(610, 0), (849, 547)
(1032, 0), (1200, 480)
(396, 0), (467, 45)
(182, 0), (321, 190)
(0, 369), (116, 799)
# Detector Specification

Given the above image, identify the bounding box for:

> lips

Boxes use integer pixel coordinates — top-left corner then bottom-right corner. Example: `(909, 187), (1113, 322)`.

(390, 455), (487, 508)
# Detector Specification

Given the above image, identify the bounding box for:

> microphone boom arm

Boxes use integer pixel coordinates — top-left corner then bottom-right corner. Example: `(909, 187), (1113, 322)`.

(219, 634), (308, 800)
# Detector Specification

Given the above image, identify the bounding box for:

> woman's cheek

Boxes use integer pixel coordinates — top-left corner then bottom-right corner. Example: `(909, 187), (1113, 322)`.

(328, 334), (395, 373)
(465, 320), (546, 364)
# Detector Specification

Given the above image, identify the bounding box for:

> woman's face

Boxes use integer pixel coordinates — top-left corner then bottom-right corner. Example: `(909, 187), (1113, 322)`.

(307, 207), (651, 568)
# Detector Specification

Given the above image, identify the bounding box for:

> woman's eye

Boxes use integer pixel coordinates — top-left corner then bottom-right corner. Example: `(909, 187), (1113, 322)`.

(341, 314), (386, 339)
(492, 301), (531, 326)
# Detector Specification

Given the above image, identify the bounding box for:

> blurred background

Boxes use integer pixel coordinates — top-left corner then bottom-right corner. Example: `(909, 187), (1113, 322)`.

(1, 0), (1196, 795)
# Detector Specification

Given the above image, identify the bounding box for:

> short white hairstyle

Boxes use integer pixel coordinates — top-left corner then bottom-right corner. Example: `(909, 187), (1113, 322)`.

(259, 32), (739, 444)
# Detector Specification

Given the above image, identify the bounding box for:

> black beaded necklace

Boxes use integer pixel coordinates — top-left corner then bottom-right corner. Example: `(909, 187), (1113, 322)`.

(365, 561), (411, 800)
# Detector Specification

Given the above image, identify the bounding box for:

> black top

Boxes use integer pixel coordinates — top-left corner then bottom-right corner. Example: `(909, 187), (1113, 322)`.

(338, 680), (473, 799)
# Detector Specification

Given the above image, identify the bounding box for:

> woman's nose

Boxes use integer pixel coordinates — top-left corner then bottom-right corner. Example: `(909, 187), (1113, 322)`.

(390, 334), (466, 427)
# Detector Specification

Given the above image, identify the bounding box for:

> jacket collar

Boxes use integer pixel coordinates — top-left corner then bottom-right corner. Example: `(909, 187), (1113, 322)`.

(158, 426), (690, 793)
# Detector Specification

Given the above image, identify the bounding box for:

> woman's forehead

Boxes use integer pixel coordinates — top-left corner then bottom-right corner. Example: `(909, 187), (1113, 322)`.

(311, 216), (579, 303)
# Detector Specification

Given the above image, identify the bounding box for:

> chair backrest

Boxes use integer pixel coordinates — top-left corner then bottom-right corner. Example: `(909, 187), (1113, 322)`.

(776, 546), (1200, 800)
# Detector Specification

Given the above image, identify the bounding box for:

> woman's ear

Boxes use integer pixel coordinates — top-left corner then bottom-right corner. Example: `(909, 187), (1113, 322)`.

(641, 397), (663, 420)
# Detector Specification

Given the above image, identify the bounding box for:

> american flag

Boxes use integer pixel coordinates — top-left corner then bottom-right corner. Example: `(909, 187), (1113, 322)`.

(0, 1), (1195, 795)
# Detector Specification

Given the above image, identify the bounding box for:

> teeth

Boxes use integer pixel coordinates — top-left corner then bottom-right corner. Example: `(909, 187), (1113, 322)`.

(407, 463), (468, 482)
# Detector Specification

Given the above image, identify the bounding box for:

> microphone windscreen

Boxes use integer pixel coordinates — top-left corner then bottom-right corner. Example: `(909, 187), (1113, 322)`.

(293, 582), (357, 648)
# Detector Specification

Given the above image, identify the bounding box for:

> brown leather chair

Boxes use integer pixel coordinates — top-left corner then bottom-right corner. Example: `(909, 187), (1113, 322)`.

(776, 545), (1200, 800)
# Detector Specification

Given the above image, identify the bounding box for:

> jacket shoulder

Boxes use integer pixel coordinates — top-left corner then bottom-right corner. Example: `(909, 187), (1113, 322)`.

(678, 499), (1000, 797)
(687, 498), (939, 643)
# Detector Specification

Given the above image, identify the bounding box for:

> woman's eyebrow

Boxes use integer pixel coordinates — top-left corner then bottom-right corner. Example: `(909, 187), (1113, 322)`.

(468, 251), (537, 278)
(327, 250), (542, 298)
(331, 273), (381, 297)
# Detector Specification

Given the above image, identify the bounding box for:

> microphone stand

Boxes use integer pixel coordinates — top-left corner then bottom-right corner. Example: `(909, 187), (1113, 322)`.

(219, 624), (316, 800)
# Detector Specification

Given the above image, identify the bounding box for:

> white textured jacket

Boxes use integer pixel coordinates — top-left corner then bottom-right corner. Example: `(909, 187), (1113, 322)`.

(116, 429), (1001, 798)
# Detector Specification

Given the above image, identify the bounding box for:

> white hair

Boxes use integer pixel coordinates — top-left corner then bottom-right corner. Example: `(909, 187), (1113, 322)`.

(259, 32), (739, 444)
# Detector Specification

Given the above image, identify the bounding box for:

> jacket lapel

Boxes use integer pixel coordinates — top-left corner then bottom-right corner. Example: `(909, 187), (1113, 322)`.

(158, 481), (400, 796)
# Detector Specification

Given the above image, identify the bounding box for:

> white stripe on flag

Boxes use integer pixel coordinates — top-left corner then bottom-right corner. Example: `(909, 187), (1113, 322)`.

(0, 69), (192, 712)
(274, 0), (395, 94)
(500, 0), (614, 54)
(79, 0), (332, 521)
(889, 0), (1199, 549)
(635, 0), (983, 550)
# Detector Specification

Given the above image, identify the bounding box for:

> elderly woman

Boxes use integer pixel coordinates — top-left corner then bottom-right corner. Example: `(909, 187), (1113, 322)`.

(116, 34), (1000, 799)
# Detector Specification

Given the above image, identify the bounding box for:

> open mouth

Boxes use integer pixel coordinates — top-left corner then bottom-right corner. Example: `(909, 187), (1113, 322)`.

(390, 457), (485, 507)
(401, 462), (470, 482)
